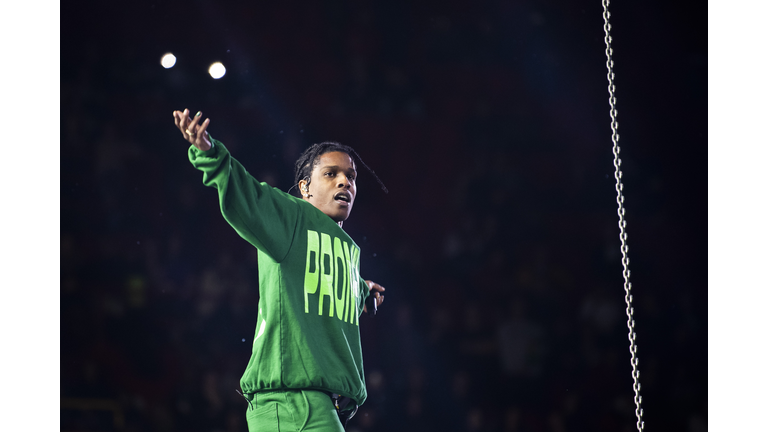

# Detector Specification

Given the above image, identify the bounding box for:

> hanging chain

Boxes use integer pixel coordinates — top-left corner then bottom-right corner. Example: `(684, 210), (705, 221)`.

(602, 1), (644, 431)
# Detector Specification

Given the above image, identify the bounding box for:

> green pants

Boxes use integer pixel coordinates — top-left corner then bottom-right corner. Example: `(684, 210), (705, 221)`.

(245, 389), (344, 432)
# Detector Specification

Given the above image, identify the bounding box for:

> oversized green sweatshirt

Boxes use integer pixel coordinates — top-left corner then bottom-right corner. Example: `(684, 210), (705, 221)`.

(189, 139), (370, 405)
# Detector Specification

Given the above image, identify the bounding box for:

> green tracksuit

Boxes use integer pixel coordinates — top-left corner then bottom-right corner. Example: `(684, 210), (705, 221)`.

(189, 139), (370, 429)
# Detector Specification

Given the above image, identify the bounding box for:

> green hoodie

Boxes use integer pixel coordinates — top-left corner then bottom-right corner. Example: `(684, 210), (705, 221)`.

(189, 139), (369, 405)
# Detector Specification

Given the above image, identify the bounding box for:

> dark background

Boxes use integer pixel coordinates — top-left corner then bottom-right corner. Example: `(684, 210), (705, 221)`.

(60, 1), (706, 431)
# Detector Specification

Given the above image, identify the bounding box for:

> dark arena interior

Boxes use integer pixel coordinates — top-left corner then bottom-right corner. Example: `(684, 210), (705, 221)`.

(59, 1), (707, 431)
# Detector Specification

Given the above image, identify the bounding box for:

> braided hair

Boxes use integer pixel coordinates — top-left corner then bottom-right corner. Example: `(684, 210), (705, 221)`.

(292, 141), (388, 196)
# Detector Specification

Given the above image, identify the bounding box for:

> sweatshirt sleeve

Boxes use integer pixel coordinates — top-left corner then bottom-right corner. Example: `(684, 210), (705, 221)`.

(188, 138), (299, 262)
(358, 278), (370, 317)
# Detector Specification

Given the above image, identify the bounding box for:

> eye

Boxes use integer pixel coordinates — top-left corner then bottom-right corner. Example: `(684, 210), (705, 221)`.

(324, 171), (335, 177)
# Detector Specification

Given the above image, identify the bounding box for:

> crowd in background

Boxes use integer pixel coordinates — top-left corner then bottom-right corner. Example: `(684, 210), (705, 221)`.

(61, 1), (706, 431)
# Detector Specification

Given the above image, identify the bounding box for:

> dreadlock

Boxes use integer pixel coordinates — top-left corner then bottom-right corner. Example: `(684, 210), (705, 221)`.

(292, 141), (388, 196)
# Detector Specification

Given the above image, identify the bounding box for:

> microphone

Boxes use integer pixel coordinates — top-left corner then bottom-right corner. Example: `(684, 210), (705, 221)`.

(365, 293), (377, 316)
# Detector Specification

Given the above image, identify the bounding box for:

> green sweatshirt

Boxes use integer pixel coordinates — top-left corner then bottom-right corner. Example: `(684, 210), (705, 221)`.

(189, 139), (369, 405)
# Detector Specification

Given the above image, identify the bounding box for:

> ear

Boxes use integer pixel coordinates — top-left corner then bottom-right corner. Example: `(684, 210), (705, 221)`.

(298, 179), (309, 199)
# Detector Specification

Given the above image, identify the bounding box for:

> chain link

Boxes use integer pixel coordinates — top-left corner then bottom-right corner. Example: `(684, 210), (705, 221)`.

(602, 1), (644, 430)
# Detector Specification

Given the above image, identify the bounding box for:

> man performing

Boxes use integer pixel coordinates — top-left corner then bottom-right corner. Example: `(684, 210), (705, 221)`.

(173, 109), (386, 431)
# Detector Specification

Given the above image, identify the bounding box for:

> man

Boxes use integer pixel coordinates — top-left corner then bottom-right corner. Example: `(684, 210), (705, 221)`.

(173, 109), (386, 431)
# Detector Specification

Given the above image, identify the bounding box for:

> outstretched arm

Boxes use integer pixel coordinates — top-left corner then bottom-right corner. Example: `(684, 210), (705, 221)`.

(173, 108), (212, 151)
(173, 108), (300, 262)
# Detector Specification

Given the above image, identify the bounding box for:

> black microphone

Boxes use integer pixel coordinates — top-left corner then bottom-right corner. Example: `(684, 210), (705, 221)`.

(365, 293), (377, 316)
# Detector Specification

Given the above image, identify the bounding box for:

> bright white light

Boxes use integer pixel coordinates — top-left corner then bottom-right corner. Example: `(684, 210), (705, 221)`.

(208, 62), (226, 79)
(161, 53), (177, 69)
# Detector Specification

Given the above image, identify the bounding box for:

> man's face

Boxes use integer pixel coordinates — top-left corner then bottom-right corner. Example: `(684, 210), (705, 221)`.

(304, 151), (357, 223)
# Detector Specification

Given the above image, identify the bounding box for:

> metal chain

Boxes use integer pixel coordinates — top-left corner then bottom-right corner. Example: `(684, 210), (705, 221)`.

(602, 1), (644, 431)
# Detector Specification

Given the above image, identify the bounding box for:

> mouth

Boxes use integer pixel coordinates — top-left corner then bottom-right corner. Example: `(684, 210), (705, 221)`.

(334, 192), (352, 207)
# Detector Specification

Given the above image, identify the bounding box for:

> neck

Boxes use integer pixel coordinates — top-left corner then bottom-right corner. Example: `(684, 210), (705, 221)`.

(338, 221), (343, 228)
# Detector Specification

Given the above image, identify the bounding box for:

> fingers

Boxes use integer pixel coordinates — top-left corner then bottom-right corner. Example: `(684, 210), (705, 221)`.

(173, 110), (187, 137)
(184, 111), (197, 138)
(186, 111), (204, 143)
(187, 110), (203, 135)
(173, 109), (193, 139)
(173, 109), (211, 150)
(365, 280), (385, 307)
(188, 111), (209, 150)
(194, 118), (212, 151)
(367, 281), (386, 293)
(198, 117), (210, 138)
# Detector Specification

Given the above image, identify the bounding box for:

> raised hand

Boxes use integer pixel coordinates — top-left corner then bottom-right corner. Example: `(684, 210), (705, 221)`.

(173, 108), (212, 151)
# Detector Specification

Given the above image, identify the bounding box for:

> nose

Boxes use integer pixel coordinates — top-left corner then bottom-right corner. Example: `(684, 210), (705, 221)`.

(338, 174), (351, 188)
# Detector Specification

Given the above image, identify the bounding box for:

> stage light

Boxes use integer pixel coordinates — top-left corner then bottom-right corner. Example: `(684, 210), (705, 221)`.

(208, 62), (226, 79)
(161, 53), (177, 69)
